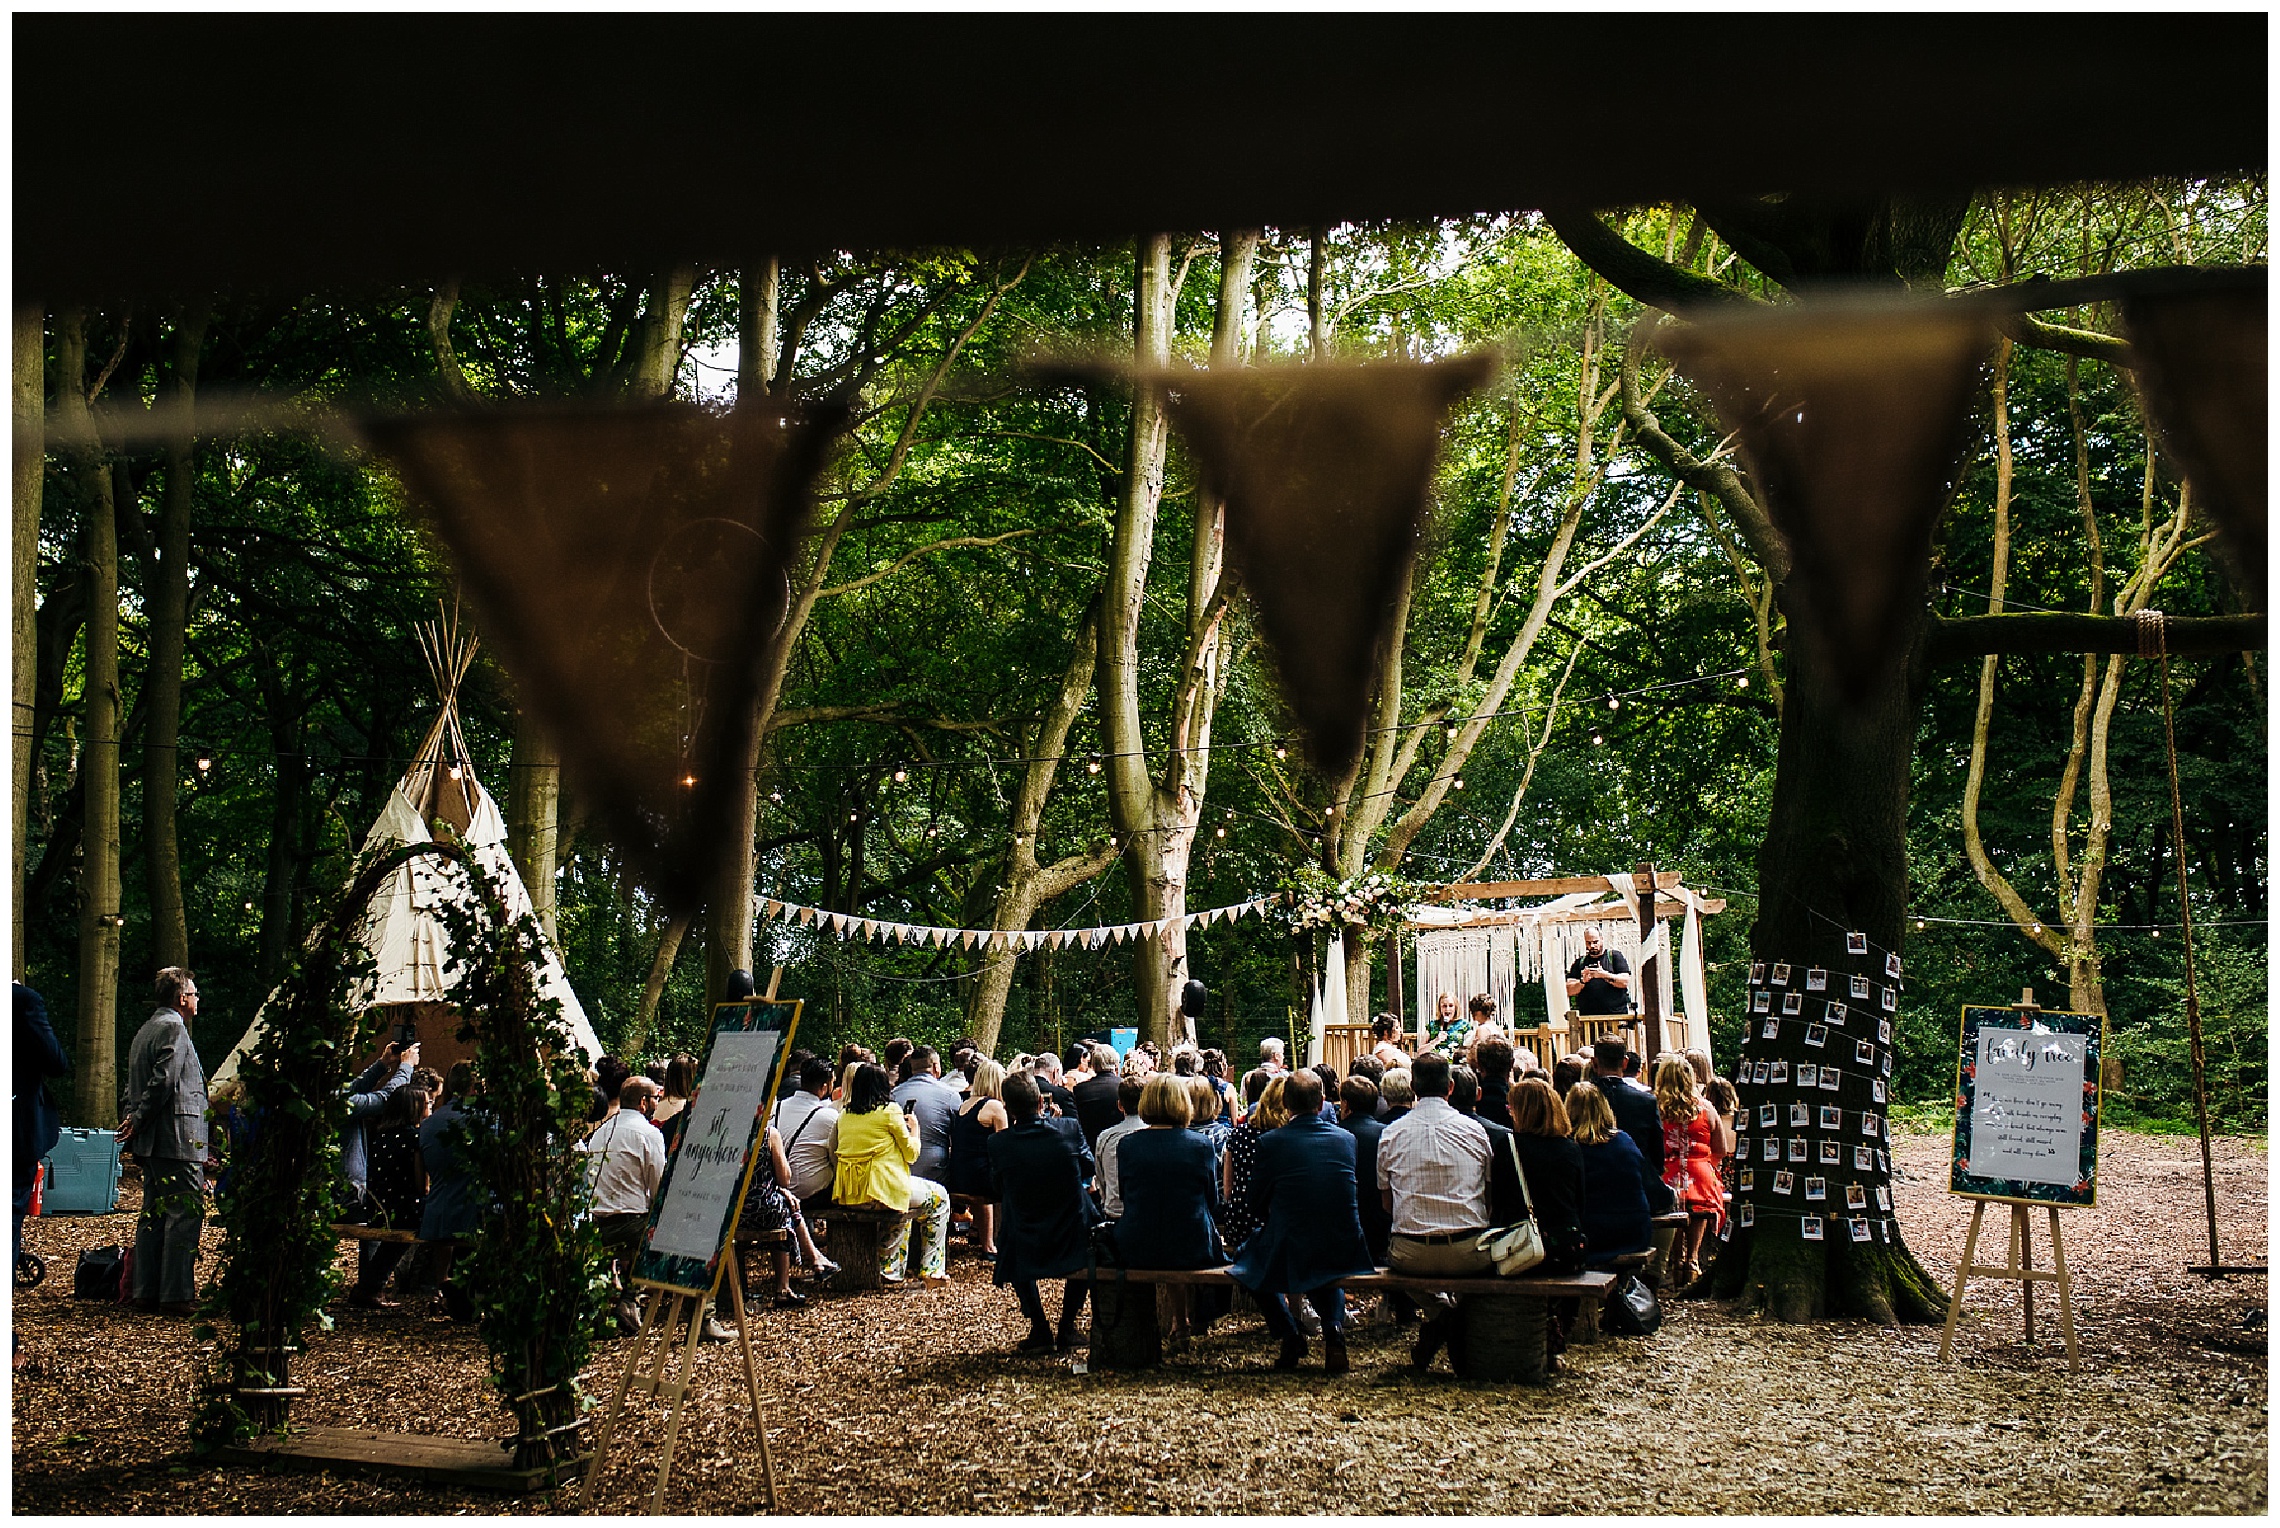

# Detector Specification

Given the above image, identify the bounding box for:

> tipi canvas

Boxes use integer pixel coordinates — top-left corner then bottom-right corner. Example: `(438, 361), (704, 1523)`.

(214, 615), (599, 1083)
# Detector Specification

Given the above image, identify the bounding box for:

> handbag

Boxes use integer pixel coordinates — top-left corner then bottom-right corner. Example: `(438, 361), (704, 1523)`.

(73, 1244), (128, 1302)
(1601, 1271), (1663, 1336)
(1474, 1135), (1548, 1276)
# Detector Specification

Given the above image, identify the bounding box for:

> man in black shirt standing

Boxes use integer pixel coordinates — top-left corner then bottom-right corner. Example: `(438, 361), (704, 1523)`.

(1069, 1043), (1122, 1149)
(1565, 928), (1633, 1015)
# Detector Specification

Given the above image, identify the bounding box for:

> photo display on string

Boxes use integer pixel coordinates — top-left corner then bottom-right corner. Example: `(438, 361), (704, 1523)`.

(1728, 929), (1904, 1248)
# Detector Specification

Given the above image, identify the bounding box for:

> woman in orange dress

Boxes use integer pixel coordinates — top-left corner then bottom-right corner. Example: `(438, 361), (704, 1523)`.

(1653, 1053), (1726, 1290)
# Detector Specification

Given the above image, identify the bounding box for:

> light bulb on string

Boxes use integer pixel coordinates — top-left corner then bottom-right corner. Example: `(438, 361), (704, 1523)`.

(1215, 826), (1226, 839)
(680, 772), (697, 788)
(1273, 744), (1287, 761)
(1915, 919), (1927, 931)
(193, 750), (213, 775)
(2150, 926), (2160, 939)
(1453, 776), (1465, 791)
(1607, 697), (1620, 711)
(1738, 675), (1750, 689)
(446, 760), (464, 781)
(1591, 731), (1605, 746)
(1445, 723), (1459, 742)
(893, 768), (908, 783)
(1087, 758), (1101, 774)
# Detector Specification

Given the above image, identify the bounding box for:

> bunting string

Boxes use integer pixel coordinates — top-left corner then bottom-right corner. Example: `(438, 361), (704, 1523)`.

(756, 895), (1277, 955)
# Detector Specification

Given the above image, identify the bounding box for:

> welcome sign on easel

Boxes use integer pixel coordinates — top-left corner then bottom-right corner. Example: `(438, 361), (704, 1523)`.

(1940, 998), (2103, 1369)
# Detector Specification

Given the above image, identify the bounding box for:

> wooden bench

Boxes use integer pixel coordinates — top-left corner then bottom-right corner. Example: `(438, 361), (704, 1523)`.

(329, 1221), (419, 1244)
(1087, 1266), (1616, 1384)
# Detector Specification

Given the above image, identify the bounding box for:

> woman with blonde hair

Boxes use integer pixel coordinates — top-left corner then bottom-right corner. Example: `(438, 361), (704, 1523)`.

(1653, 1052), (1725, 1289)
(947, 1057), (1010, 1259)
(1568, 1081), (1672, 1271)
(1219, 1073), (1288, 1253)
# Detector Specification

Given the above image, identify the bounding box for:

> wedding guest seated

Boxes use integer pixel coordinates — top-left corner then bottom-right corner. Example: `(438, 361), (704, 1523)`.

(1229, 1069), (1371, 1374)
(1507, 1075), (1589, 1371)
(1218, 1073), (1286, 1255)
(347, 1084), (430, 1309)
(1308, 1063), (1341, 1123)
(1551, 1059), (1583, 1099)
(1567, 1081), (1673, 1269)
(832, 1064), (951, 1288)
(1472, 1038), (1517, 1132)
(947, 1058), (1010, 1258)
(989, 1069), (1098, 1352)
(1111, 1077), (1221, 1269)
(1094, 1075), (1147, 1217)
(1378, 1068), (1414, 1124)
(1337, 1076), (1391, 1266)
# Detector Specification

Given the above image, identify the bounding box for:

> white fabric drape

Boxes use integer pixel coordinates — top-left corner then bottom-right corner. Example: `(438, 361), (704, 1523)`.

(1309, 931), (1347, 1067)
(1679, 891), (1710, 1042)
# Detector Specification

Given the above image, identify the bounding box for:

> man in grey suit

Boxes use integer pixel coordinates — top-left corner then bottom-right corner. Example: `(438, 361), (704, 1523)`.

(117, 967), (208, 1314)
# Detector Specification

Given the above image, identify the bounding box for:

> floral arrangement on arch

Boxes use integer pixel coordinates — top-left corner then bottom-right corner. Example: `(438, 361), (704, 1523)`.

(1274, 865), (1426, 939)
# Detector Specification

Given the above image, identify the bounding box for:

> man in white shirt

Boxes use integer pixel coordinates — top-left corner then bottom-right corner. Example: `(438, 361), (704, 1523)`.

(1374, 1052), (1492, 1370)
(580, 1075), (667, 1332)
(773, 1057), (840, 1207)
(1093, 1075), (1148, 1217)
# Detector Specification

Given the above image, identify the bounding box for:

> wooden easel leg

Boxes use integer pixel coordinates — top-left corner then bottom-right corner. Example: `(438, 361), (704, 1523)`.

(651, 1291), (711, 1511)
(1940, 1203), (1987, 1363)
(2046, 1207), (2079, 1370)
(2017, 1206), (2035, 1344)
(579, 1286), (669, 1510)
(725, 1271), (779, 1510)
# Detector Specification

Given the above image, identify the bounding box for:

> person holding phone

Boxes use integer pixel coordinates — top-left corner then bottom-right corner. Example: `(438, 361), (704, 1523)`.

(831, 1064), (952, 1286)
(1564, 929), (1633, 1016)
(339, 1035), (418, 1221)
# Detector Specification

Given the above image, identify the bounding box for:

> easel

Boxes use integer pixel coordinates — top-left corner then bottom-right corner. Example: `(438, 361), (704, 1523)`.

(1939, 988), (2080, 1370)
(577, 968), (792, 1513)
(1939, 1197), (2079, 1369)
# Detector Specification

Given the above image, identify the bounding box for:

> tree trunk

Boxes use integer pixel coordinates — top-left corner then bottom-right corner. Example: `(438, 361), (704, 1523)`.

(1710, 586), (1946, 1324)
(144, 310), (205, 971)
(504, 716), (560, 940)
(626, 909), (691, 1055)
(12, 305), (42, 980)
(59, 313), (123, 1125)
(965, 604), (1117, 1056)
(630, 268), (695, 398)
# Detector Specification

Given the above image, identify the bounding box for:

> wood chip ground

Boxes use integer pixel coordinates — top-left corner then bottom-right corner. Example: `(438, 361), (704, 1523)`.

(11, 1125), (2265, 1514)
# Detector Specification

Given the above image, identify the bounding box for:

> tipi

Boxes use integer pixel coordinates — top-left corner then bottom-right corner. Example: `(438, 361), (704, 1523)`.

(214, 611), (601, 1083)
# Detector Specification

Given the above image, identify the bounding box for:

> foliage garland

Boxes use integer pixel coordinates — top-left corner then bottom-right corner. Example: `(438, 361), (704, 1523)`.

(191, 843), (430, 1448)
(427, 847), (608, 1474)
(1272, 865), (1427, 941)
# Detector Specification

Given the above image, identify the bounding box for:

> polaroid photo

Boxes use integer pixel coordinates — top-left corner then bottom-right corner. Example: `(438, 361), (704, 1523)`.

(1882, 1052), (1893, 1077)
(1878, 1149), (1891, 1174)
(1854, 1146), (1875, 1171)
(1877, 1219), (1889, 1242)
(1759, 1103), (1778, 1129)
(1804, 1176), (1826, 1202)
(1740, 1168), (1756, 1192)
(1740, 1202), (1756, 1227)
(1773, 1170), (1795, 1196)
(1770, 1060), (1790, 1085)
(1819, 1140), (1842, 1165)
(1845, 1183), (1868, 1210)
(1749, 961), (1766, 985)
(1804, 1023), (1828, 1049)
(1850, 974), (1872, 1000)
(1871, 1079), (1886, 1104)
(1763, 1137), (1781, 1161)
(1885, 951), (1903, 980)
(1881, 985), (1897, 1012)
(1825, 1001), (1847, 1025)
(1876, 1185), (1891, 1210)
(1789, 1101), (1810, 1127)
(1851, 1217), (1872, 1243)
(1797, 1063), (1818, 1088)
(1863, 1113), (1880, 1138)
(1879, 1018), (1893, 1045)
(1721, 1218), (1732, 1242)
(1845, 932), (1868, 956)
(1805, 967), (1828, 992)
(1855, 1039), (1878, 1066)
(1820, 1105), (1843, 1130)
(1771, 963), (1792, 987)
(1782, 992), (1803, 1015)
(1803, 1215), (1826, 1241)
(1788, 1137), (1808, 1162)
(1753, 990), (1771, 1014)
(1753, 1061), (1771, 1085)
(1761, 1018), (1780, 1040)
(1819, 1067), (1841, 1092)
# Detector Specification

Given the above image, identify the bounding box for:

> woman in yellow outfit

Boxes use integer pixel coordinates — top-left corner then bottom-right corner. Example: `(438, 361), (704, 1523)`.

(832, 1063), (952, 1284)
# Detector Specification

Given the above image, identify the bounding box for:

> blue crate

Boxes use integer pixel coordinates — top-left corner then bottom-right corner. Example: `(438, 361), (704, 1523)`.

(39, 1127), (122, 1215)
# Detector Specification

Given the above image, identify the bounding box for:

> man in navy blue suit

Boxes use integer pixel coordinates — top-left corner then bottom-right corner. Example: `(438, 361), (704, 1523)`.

(15, 982), (70, 1359)
(989, 1069), (1099, 1352)
(1229, 1069), (1375, 1374)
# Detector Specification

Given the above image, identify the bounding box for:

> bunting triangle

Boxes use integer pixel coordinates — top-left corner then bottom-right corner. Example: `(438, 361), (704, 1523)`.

(1659, 301), (1992, 703)
(1157, 357), (1497, 773)
(364, 399), (843, 914)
